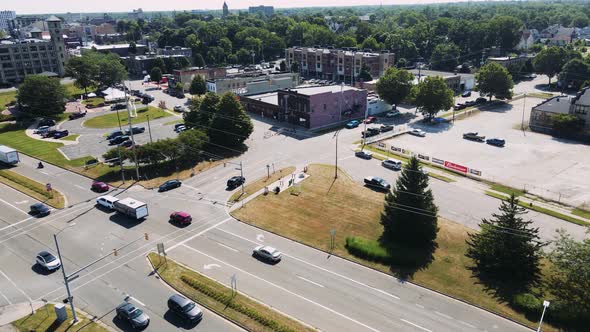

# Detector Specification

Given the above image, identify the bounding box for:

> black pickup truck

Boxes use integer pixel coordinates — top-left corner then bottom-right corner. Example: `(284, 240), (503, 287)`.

(463, 132), (486, 142)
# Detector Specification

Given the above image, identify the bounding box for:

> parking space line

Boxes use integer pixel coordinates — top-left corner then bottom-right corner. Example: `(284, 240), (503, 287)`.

(400, 319), (432, 332)
(180, 243), (382, 332)
(459, 320), (476, 329)
(129, 296), (145, 306)
(0, 197), (28, 215)
(297, 275), (324, 288)
(0, 269), (31, 302)
(435, 311), (453, 320)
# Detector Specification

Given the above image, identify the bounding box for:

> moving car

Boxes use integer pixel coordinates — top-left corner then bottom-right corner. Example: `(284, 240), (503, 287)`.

(409, 129), (426, 137)
(69, 112), (86, 120)
(91, 181), (109, 192)
(107, 130), (124, 140)
(382, 159), (402, 170)
(385, 110), (400, 117)
(486, 138), (506, 147)
(30, 203), (50, 217)
(109, 135), (130, 145)
(363, 116), (377, 124)
(361, 127), (380, 138)
(116, 302), (150, 330)
(173, 105), (185, 112)
(167, 294), (203, 322)
(96, 195), (119, 209)
(461, 91), (472, 97)
(170, 211), (192, 225)
(463, 132), (486, 142)
(227, 176), (245, 189)
(355, 150), (373, 159)
(364, 176), (391, 191)
(124, 126), (145, 135)
(159, 179), (182, 192)
(253, 245), (282, 262)
(379, 125), (394, 133)
(345, 120), (360, 129)
(36, 251), (61, 271)
(52, 130), (69, 139)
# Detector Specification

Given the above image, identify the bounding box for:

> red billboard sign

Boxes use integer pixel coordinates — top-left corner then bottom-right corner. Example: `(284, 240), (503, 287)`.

(444, 161), (468, 173)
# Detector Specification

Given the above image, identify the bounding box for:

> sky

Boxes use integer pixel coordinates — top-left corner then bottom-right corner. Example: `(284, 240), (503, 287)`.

(9, 0), (480, 15)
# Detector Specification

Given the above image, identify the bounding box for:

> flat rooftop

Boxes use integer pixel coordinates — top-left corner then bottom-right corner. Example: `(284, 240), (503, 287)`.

(82, 43), (146, 50)
(243, 92), (279, 105)
(288, 85), (362, 96)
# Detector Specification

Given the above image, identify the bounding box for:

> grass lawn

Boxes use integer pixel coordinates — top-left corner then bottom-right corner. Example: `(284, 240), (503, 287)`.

(0, 169), (65, 208)
(63, 82), (87, 97)
(148, 253), (315, 332)
(0, 90), (16, 109)
(163, 119), (184, 126)
(12, 304), (108, 332)
(84, 106), (172, 129)
(489, 183), (525, 197)
(232, 164), (558, 331)
(60, 134), (80, 141)
(229, 166), (296, 202)
(572, 207), (590, 220)
(82, 97), (105, 108)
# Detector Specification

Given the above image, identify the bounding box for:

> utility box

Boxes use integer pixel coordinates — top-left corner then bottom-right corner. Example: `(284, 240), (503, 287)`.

(54, 303), (68, 322)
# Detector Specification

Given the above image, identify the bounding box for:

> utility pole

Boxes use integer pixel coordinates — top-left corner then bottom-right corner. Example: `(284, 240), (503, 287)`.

(333, 130), (340, 179)
(362, 102), (368, 149)
(117, 147), (125, 183)
(54, 233), (78, 323)
(240, 161), (244, 194)
(266, 164), (270, 179)
(521, 93), (527, 131)
(124, 83), (140, 180)
(338, 82), (343, 123)
(146, 114), (153, 143)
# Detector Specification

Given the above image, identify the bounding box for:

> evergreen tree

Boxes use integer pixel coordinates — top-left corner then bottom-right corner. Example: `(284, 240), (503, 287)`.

(209, 93), (253, 147)
(189, 75), (207, 95)
(381, 156), (438, 249)
(358, 64), (373, 82)
(466, 194), (545, 294)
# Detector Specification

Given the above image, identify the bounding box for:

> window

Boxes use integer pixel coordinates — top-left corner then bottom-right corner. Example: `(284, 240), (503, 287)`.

(338, 65), (343, 71)
(316, 63), (320, 69)
(355, 59), (360, 65)
(323, 104), (326, 110)
(317, 56), (320, 61)
(338, 58), (343, 64)
(575, 105), (588, 115)
(384, 59), (388, 63)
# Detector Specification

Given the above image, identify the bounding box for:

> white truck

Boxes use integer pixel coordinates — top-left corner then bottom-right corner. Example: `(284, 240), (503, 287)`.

(0, 145), (19, 165)
(113, 197), (149, 220)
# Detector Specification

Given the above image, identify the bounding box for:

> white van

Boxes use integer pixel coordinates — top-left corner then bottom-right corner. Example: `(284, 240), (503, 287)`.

(96, 195), (119, 210)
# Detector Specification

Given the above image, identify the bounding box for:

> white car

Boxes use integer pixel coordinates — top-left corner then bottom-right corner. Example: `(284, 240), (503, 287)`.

(175, 125), (187, 133)
(34, 126), (50, 134)
(385, 110), (400, 117)
(36, 251), (61, 271)
(253, 245), (282, 262)
(96, 195), (119, 209)
(382, 159), (402, 170)
(173, 105), (185, 112)
(409, 129), (426, 137)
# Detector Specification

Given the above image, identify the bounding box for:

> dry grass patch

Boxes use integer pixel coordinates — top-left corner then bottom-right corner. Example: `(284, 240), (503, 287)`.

(12, 304), (107, 332)
(0, 169), (65, 208)
(229, 166), (296, 202)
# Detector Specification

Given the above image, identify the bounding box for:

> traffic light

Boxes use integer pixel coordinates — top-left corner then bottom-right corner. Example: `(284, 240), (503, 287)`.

(144, 233), (149, 240)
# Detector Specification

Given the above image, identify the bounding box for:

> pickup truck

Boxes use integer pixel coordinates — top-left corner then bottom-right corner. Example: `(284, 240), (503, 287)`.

(463, 132), (485, 142)
(364, 176), (391, 191)
(361, 127), (380, 137)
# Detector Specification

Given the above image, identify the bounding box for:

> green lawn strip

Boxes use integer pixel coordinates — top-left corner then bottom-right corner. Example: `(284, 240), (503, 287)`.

(63, 83), (87, 97)
(60, 134), (80, 141)
(12, 304), (108, 332)
(82, 97), (105, 107)
(148, 253), (315, 332)
(572, 208), (590, 220)
(84, 106), (172, 128)
(427, 172), (456, 183)
(229, 166), (296, 202)
(0, 90), (16, 109)
(0, 169), (65, 208)
(163, 119), (184, 126)
(485, 191), (590, 227)
(489, 183), (525, 197)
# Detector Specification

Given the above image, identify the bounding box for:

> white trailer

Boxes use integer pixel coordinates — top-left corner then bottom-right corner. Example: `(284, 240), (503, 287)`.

(113, 197), (149, 220)
(0, 145), (19, 165)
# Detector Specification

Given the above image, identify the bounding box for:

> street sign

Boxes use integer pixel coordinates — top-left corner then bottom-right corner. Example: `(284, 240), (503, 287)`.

(543, 300), (550, 307)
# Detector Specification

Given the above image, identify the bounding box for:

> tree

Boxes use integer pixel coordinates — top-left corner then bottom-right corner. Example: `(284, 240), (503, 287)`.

(360, 36), (381, 51)
(95, 53), (128, 88)
(151, 57), (166, 73)
(560, 58), (590, 90)
(150, 67), (162, 84)
(476, 62), (514, 101)
(189, 75), (207, 95)
(430, 43), (460, 72)
(375, 67), (414, 108)
(193, 53), (205, 68)
(209, 93), (253, 147)
(279, 60), (286, 72)
(176, 57), (190, 69)
(65, 56), (96, 95)
(488, 16), (523, 50)
(533, 46), (567, 85)
(17, 76), (68, 116)
(128, 41), (137, 54)
(466, 195), (545, 294)
(412, 76), (454, 119)
(552, 113), (585, 138)
(358, 65), (373, 82)
(177, 129), (209, 162)
(381, 156), (438, 249)
(236, 48), (252, 66)
(184, 93), (220, 131)
(290, 61), (300, 73)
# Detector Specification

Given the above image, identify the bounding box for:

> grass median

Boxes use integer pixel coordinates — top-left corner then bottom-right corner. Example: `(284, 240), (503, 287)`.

(233, 164), (558, 331)
(148, 253), (315, 332)
(0, 169), (65, 208)
(83, 106), (172, 128)
(60, 134), (80, 141)
(12, 304), (107, 332)
(229, 166), (296, 202)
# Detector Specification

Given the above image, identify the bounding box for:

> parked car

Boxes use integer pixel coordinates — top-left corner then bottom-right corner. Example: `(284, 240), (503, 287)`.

(463, 132), (486, 142)
(41, 130), (57, 138)
(453, 103), (466, 111)
(364, 176), (391, 191)
(69, 112), (86, 120)
(361, 127), (380, 137)
(486, 138), (506, 147)
(109, 135), (130, 145)
(34, 126), (50, 134)
(96, 195), (118, 210)
(175, 125), (187, 133)
(30, 203), (50, 217)
(170, 211), (192, 225)
(119, 140), (134, 148)
(461, 91), (472, 97)
(464, 100), (477, 107)
(53, 130), (69, 139)
(124, 126), (145, 135)
(91, 181), (109, 192)
(174, 123), (185, 130)
(345, 120), (360, 129)
(409, 129), (426, 137)
(107, 130), (124, 140)
(385, 110), (400, 117)
(36, 251), (61, 271)
(355, 150), (373, 159)
(379, 124), (394, 132)
(116, 302), (150, 329)
(363, 116), (377, 124)
(37, 119), (55, 128)
(111, 103), (127, 111)
(227, 176), (245, 189)
(253, 245), (282, 262)
(475, 97), (487, 104)
(173, 105), (185, 112)
(167, 294), (203, 322)
(382, 159), (402, 170)
(159, 179), (182, 192)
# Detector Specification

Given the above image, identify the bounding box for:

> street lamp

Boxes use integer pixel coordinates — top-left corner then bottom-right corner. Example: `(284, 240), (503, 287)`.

(537, 300), (550, 332)
(53, 223), (77, 323)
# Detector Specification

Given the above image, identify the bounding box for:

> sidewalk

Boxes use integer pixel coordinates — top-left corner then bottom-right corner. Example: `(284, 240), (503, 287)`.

(0, 301), (45, 326)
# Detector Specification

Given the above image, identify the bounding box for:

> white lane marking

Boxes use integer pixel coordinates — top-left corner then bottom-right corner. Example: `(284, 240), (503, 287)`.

(167, 217), (232, 251)
(415, 303), (425, 309)
(182, 184), (199, 191)
(15, 200), (28, 204)
(338, 155), (354, 161)
(204, 264), (221, 270)
(0, 216), (34, 232)
(459, 320), (477, 329)
(0, 269), (31, 302)
(129, 296), (145, 306)
(400, 319), (433, 332)
(217, 227), (401, 300)
(297, 275), (325, 288)
(216, 242), (239, 252)
(39, 171), (49, 176)
(74, 185), (86, 191)
(435, 311), (453, 320)
(256, 234), (264, 242)
(0, 288), (12, 305)
(0, 197), (28, 215)
(180, 243), (381, 332)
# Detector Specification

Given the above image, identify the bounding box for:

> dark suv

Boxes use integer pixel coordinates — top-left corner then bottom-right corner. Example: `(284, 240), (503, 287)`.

(107, 130), (124, 140)
(109, 135), (130, 145)
(227, 176), (245, 189)
(167, 294), (203, 322)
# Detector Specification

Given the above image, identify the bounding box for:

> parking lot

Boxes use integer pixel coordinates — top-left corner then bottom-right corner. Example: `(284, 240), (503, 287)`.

(384, 97), (590, 207)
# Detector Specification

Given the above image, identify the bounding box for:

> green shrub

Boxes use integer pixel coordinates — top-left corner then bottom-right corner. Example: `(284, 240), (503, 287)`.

(511, 293), (542, 315)
(345, 236), (391, 263)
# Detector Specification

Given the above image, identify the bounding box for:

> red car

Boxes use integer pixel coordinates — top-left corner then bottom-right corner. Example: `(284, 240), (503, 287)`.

(170, 211), (192, 225)
(363, 116), (377, 124)
(91, 181), (109, 192)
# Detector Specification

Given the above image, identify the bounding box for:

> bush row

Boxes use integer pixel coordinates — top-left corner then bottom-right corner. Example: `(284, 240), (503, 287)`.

(180, 274), (298, 332)
(345, 236), (391, 264)
(511, 293), (590, 328)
